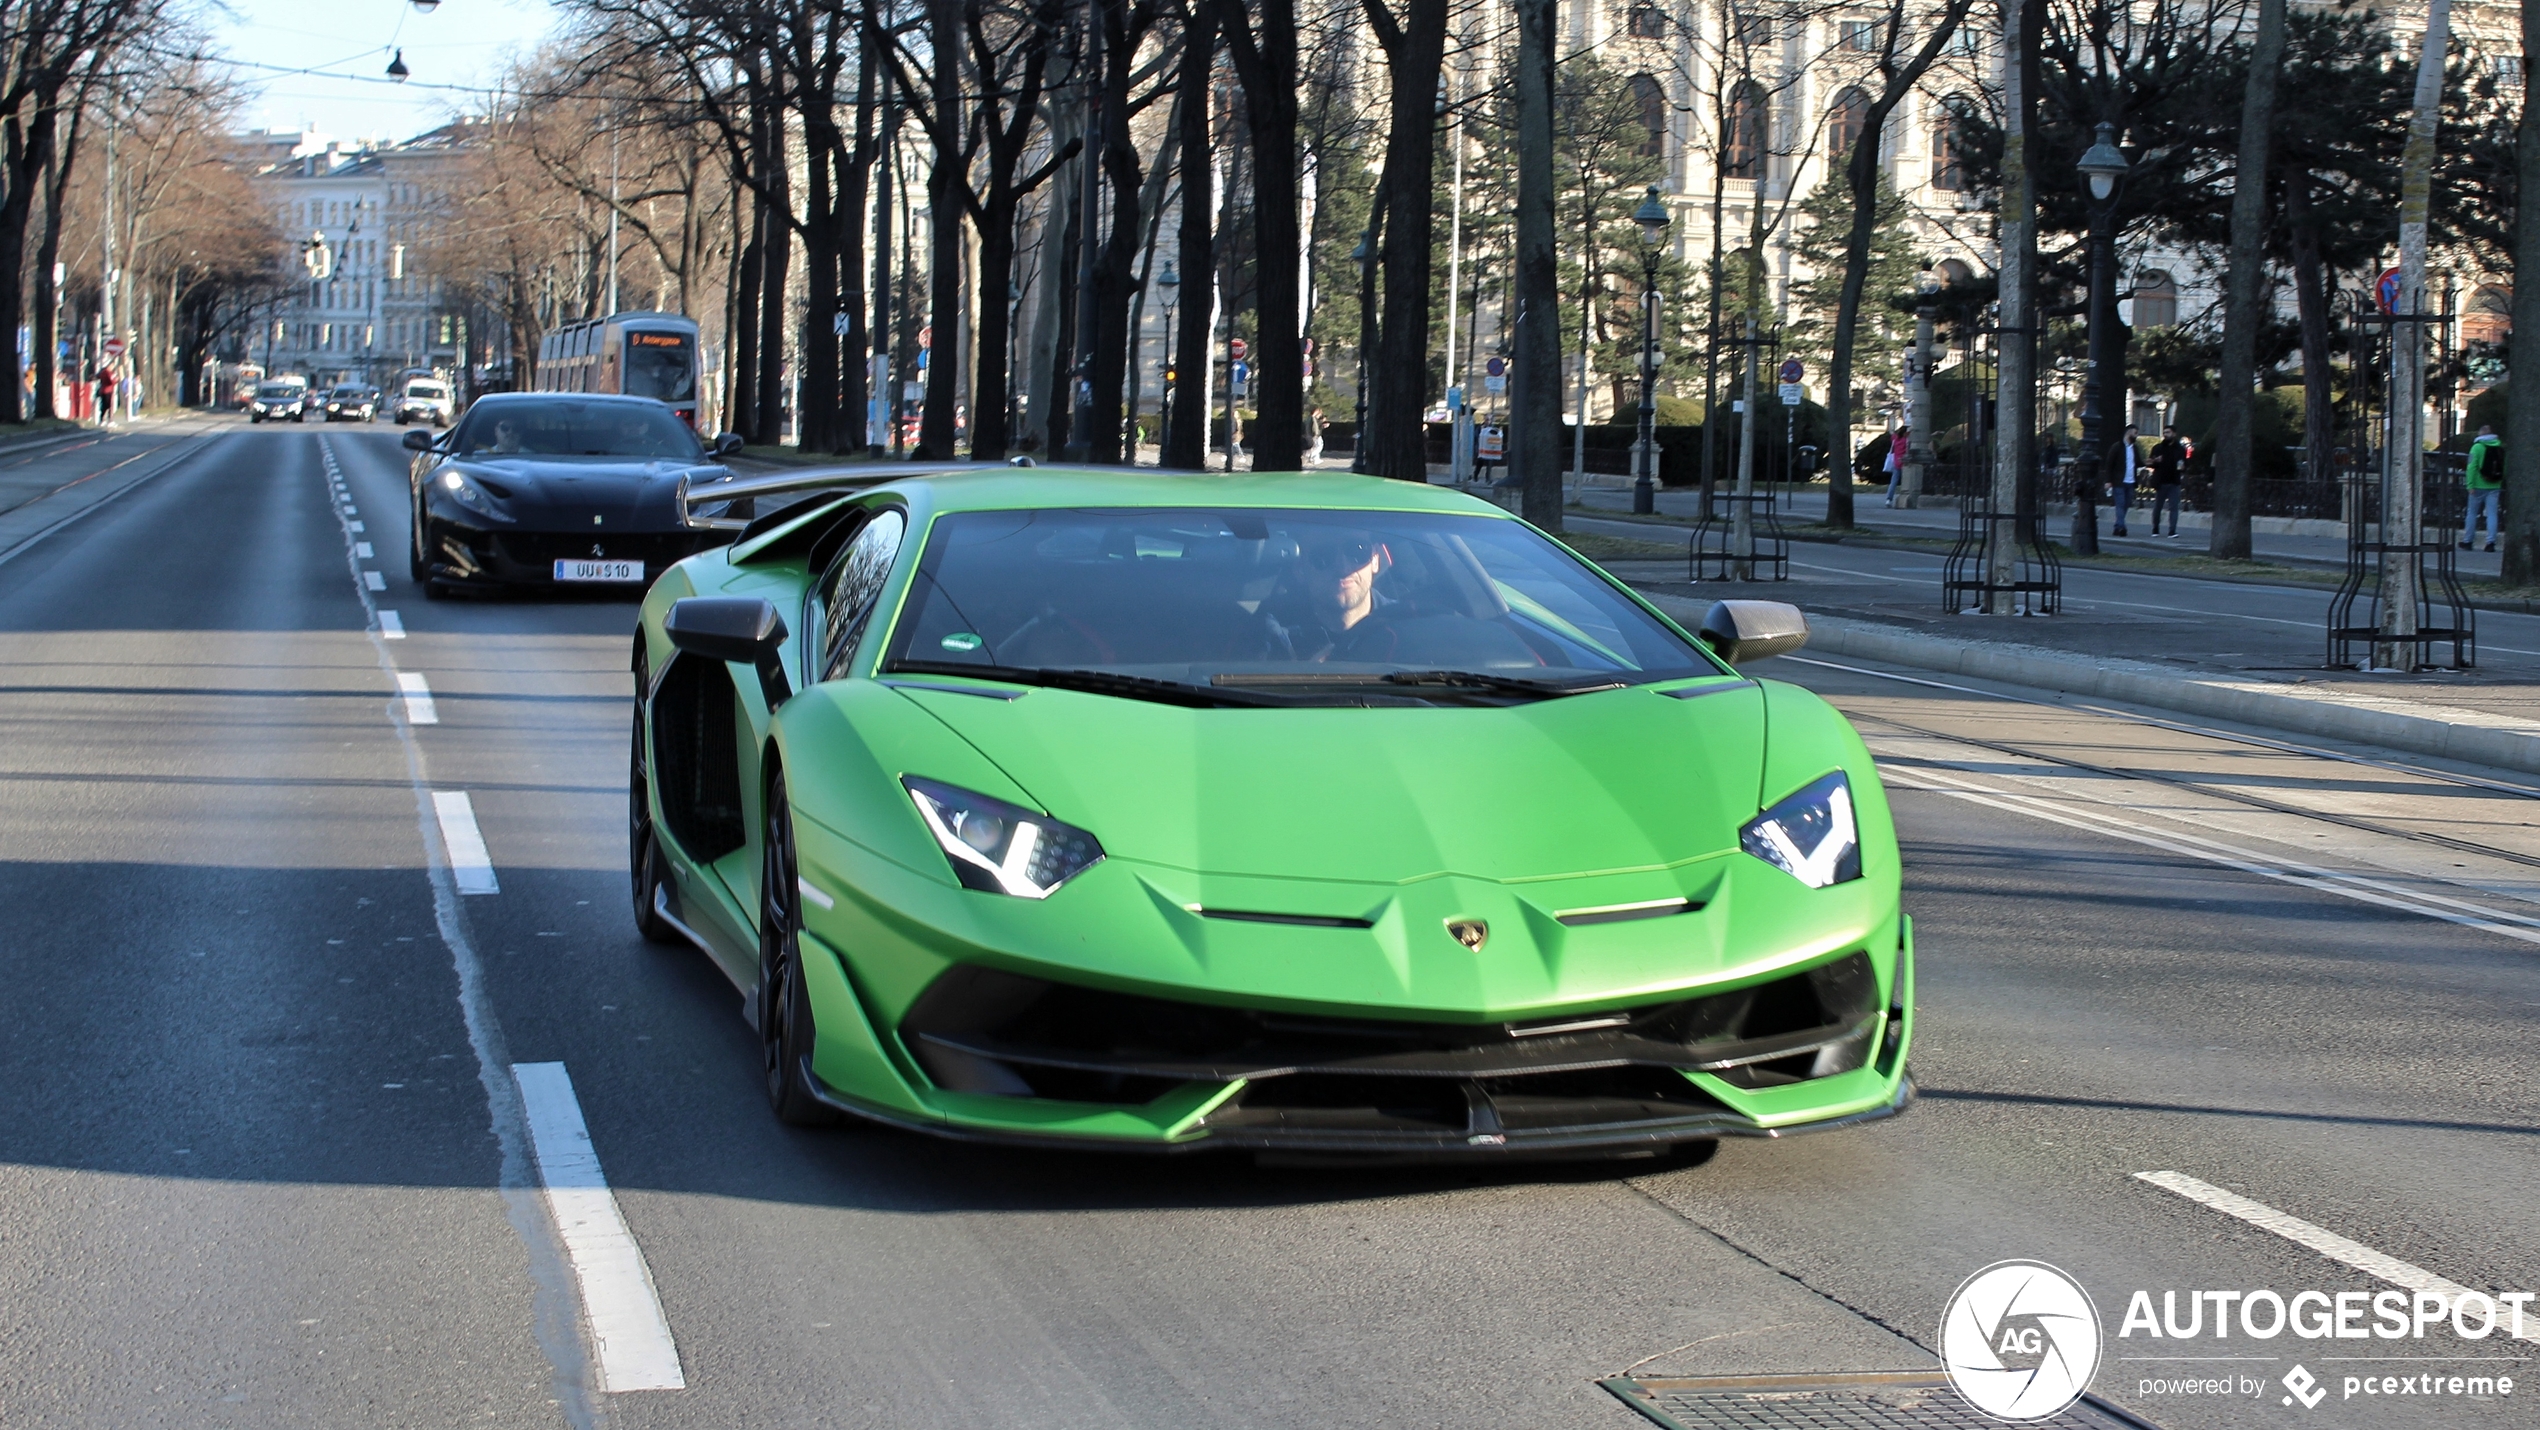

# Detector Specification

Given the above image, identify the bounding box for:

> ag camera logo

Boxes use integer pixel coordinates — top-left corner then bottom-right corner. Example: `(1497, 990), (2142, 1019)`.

(1941, 1260), (2104, 1420)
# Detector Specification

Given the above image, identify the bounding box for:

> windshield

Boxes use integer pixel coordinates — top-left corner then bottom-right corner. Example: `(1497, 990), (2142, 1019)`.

(883, 507), (1722, 703)
(406, 383), (448, 401)
(451, 400), (703, 459)
(331, 387), (365, 399)
(256, 383), (302, 399)
(622, 331), (696, 402)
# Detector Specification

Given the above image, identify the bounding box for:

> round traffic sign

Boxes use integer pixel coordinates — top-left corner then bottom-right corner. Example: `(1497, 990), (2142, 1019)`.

(1229, 337), (1248, 361)
(102, 335), (127, 358)
(1778, 357), (1803, 384)
(2376, 267), (2405, 315)
(1485, 356), (1506, 377)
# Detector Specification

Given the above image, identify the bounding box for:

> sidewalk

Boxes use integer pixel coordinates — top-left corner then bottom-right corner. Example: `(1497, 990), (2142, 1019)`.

(1568, 480), (2504, 580)
(1592, 528), (2540, 776)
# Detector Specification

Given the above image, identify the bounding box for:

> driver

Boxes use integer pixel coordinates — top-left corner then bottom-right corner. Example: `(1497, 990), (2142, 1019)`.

(1262, 529), (1392, 661)
(484, 417), (529, 454)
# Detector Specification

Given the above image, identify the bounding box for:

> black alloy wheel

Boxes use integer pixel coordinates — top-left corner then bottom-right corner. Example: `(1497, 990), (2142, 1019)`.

(758, 769), (840, 1126)
(628, 643), (683, 946)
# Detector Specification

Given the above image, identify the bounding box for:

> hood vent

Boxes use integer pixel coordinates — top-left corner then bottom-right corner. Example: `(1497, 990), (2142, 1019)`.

(1553, 897), (1700, 927)
(1195, 908), (1375, 930)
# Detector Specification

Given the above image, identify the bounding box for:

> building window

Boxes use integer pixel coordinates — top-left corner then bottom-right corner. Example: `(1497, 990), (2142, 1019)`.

(1730, 8), (1773, 48)
(1828, 88), (1871, 159)
(2496, 54), (2524, 85)
(1931, 113), (1967, 190)
(2131, 271), (2177, 328)
(1948, 25), (1981, 56)
(1632, 74), (1668, 157)
(1723, 82), (1766, 179)
(1627, 2), (1666, 37)
(1838, 18), (1880, 52)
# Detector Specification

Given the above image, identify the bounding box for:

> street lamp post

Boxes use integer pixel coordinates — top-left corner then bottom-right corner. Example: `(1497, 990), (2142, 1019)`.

(2071, 122), (2129, 557)
(1630, 187), (1670, 515)
(1156, 262), (1179, 462)
(1352, 227), (1377, 474)
(1903, 268), (1940, 509)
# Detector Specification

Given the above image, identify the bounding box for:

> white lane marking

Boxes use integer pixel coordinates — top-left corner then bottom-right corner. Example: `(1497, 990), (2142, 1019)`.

(323, 435), (601, 1422)
(1885, 765), (2540, 947)
(797, 876), (835, 911)
(356, 541), (374, 558)
(511, 1063), (687, 1392)
(364, 570), (386, 590)
(430, 791), (499, 894)
(397, 672), (439, 725)
(378, 610), (405, 639)
(2135, 1172), (2540, 1345)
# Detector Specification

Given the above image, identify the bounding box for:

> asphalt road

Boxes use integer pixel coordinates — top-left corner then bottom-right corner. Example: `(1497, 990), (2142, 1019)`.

(1, 422), (2532, 1429)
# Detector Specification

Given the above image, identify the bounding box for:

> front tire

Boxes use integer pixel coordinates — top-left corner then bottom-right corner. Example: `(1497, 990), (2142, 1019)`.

(758, 770), (839, 1126)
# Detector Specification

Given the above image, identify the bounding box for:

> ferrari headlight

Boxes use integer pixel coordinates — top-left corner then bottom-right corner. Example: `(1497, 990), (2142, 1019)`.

(438, 468), (494, 514)
(1740, 772), (1861, 889)
(903, 776), (1103, 898)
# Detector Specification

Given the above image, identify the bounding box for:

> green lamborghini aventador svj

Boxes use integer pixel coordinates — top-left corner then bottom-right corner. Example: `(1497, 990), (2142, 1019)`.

(631, 465), (1912, 1155)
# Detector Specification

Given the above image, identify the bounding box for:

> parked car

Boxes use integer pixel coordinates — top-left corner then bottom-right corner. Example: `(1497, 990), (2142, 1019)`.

(248, 381), (309, 423)
(323, 384), (380, 422)
(394, 379), (453, 428)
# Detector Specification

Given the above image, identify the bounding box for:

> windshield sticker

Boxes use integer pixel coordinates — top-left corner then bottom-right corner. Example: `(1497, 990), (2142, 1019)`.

(940, 632), (983, 653)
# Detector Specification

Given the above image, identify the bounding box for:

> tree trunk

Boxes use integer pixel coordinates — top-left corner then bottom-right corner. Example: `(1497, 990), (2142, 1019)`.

(970, 193), (1021, 461)
(2505, 0), (2540, 584)
(1166, 3), (1218, 471)
(732, 177), (762, 440)
(918, 0), (968, 459)
(2209, 0), (2286, 559)
(1215, 0), (1303, 472)
(1988, 0), (2040, 612)
(1364, 0), (1451, 481)
(2287, 180), (2334, 492)
(1511, 0), (1563, 528)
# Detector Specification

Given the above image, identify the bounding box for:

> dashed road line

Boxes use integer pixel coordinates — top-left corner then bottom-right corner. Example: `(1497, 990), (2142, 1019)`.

(430, 791), (498, 894)
(512, 1062), (688, 1393)
(363, 570), (387, 591)
(397, 672), (439, 725)
(356, 541), (374, 558)
(379, 610), (405, 639)
(2135, 1172), (2540, 1345)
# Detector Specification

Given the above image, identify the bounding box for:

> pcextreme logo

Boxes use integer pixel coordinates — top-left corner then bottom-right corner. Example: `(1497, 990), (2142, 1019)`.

(1940, 1260), (2104, 1421)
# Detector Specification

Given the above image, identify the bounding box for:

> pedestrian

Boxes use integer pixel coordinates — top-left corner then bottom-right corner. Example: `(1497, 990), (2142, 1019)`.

(1884, 429), (1908, 505)
(2147, 424), (2187, 538)
(94, 369), (114, 428)
(2107, 423), (2140, 536)
(2462, 423), (2502, 552)
(1305, 407), (1326, 466)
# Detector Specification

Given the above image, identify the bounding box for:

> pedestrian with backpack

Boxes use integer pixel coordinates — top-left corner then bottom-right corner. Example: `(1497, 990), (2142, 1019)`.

(2147, 425), (2187, 537)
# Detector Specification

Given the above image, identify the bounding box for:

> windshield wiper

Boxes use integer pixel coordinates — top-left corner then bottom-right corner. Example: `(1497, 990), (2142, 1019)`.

(891, 661), (1297, 708)
(1213, 669), (1631, 699)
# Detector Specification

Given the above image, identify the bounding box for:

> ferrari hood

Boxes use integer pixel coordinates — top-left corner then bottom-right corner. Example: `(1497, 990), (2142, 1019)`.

(895, 680), (1767, 885)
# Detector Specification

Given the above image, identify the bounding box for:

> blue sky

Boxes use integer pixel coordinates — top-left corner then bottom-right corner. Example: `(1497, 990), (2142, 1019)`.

(213, 0), (562, 143)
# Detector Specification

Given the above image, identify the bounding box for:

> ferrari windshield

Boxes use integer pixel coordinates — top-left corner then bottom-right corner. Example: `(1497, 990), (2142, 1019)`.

(450, 400), (702, 459)
(883, 507), (1721, 700)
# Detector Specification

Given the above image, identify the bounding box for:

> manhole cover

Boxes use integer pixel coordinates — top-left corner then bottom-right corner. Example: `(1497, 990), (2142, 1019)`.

(1600, 1372), (2160, 1429)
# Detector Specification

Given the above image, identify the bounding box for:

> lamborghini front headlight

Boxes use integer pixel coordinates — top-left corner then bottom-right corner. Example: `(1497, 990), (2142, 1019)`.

(1740, 772), (1861, 889)
(903, 777), (1104, 898)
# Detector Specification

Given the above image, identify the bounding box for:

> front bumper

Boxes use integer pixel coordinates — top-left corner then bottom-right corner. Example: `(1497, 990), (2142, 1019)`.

(420, 510), (721, 588)
(776, 845), (1916, 1157)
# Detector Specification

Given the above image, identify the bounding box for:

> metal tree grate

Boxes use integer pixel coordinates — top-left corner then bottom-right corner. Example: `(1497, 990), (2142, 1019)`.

(1600, 1372), (2162, 1430)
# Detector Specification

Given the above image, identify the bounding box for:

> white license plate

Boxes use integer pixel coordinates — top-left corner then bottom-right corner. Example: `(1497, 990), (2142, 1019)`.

(554, 559), (645, 583)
